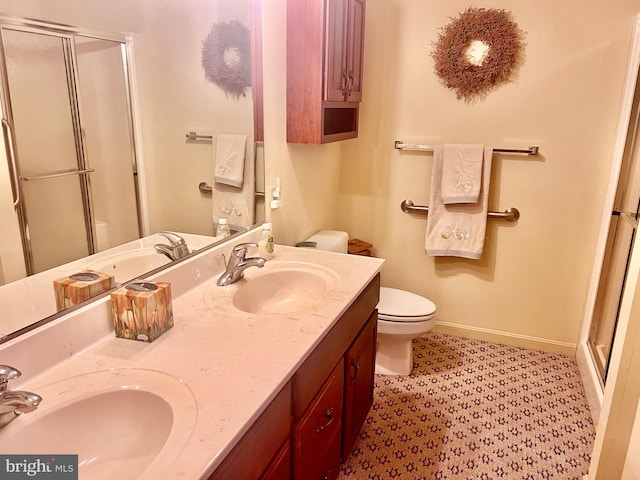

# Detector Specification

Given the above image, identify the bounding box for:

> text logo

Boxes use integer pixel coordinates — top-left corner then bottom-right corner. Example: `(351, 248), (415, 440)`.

(0, 455), (78, 479)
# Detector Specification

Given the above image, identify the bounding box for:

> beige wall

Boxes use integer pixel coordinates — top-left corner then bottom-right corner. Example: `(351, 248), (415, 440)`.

(264, 0), (640, 351)
(262, 0), (343, 246)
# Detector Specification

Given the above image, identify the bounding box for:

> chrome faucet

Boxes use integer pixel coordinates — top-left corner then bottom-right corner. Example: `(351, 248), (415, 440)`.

(217, 242), (266, 286)
(0, 365), (42, 428)
(154, 231), (191, 261)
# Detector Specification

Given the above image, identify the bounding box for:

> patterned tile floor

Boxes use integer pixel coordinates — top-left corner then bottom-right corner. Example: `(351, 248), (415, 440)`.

(339, 333), (595, 480)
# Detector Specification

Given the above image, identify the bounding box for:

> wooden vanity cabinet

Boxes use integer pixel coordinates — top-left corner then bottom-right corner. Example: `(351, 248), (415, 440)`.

(293, 274), (379, 479)
(208, 382), (292, 480)
(208, 274), (379, 479)
(287, 0), (366, 144)
(293, 359), (344, 479)
(260, 440), (291, 480)
(343, 311), (376, 458)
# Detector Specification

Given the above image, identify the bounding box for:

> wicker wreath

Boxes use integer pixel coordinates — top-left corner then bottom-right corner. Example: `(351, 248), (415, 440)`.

(202, 20), (252, 100)
(431, 7), (525, 102)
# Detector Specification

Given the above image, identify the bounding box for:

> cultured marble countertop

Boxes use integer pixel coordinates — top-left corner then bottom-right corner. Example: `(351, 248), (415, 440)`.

(0, 238), (384, 479)
(0, 232), (218, 338)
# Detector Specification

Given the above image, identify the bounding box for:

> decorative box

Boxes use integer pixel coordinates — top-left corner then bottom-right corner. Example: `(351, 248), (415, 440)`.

(348, 239), (373, 257)
(53, 270), (115, 312)
(110, 282), (174, 342)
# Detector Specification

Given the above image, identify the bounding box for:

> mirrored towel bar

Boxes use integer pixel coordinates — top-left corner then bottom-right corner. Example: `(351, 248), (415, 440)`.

(198, 181), (265, 198)
(20, 168), (95, 182)
(394, 140), (539, 156)
(186, 132), (212, 140)
(401, 200), (520, 222)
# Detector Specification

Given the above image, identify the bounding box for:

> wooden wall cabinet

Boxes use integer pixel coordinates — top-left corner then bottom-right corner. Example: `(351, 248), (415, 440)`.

(208, 274), (379, 479)
(287, 0), (366, 144)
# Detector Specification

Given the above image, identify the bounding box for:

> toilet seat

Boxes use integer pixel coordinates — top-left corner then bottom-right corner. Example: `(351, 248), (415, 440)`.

(378, 287), (436, 323)
(378, 318), (434, 336)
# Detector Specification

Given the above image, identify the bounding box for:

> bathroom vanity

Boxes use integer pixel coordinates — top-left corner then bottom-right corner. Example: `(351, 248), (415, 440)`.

(0, 230), (384, 479)
(209, 274), (379, 479)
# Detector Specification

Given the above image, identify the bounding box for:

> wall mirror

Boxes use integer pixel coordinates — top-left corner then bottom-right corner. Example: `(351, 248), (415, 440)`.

(0, 0), (264, 342)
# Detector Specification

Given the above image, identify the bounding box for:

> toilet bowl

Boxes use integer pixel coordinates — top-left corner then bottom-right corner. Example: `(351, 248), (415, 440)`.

(305, 231), (437, 376)
(376, 287), (436, 376)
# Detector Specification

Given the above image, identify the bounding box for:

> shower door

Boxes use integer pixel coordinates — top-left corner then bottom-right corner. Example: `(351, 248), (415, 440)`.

(0, 21), (140, 275)
(588, 71), (640, 385)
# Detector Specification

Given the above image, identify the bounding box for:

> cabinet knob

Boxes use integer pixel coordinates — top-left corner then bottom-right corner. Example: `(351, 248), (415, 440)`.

(316, 407), (335, 434)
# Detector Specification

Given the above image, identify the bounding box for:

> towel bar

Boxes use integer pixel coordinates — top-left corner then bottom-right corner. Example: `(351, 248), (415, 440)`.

(394, 140), (538, 156)
(198, 182), (265, 198)
(186, 132), (213, 140)
(401, 200), (520, 222)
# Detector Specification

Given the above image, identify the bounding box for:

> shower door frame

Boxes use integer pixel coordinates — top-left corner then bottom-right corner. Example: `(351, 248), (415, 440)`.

(577, 14), (640, 424)
(0, 17), (142, 276)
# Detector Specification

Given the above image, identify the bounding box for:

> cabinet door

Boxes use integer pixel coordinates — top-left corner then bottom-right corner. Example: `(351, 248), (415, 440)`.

(344, 0), (365, 102)
(324, 0), (349, 102)
(294, 359), (344, 479)
(342, 311), (377, 459)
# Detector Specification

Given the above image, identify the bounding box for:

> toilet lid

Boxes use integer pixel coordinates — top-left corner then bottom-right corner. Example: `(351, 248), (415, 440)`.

(378, 287), (436, 318)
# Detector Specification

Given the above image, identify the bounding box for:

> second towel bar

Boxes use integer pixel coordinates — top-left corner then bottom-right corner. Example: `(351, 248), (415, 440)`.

(401, 200), (520, 222)
(394, 141), (539, 156)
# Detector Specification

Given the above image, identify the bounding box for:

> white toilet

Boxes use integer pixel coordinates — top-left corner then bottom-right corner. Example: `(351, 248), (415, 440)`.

(376, 287), (436, 375)
(306, 231), (437, 376)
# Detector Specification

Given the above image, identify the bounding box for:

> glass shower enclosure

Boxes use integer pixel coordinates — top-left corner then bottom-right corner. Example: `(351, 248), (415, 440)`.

(588, 72), (640, 385)
(0, 18), (140, 276)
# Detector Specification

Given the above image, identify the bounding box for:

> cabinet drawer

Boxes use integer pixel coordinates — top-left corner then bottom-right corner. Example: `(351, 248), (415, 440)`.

(294, 358), (344, 478)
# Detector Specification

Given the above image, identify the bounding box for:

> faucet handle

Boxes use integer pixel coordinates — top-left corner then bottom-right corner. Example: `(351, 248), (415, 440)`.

(159, 231), (186, 246)
(0, 366), (21, 392)
(231, 242), (258, 259)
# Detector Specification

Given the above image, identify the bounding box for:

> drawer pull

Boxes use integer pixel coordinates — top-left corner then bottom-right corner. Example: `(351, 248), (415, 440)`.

(316, 408), (335, 434)
(351, 358), (359, 385)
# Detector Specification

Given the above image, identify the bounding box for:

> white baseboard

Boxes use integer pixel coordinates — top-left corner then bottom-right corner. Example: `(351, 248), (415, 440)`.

(432, 321), (576, 356)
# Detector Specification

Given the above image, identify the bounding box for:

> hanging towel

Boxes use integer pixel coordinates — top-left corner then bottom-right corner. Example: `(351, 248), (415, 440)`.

(213, 133), (248, 188)
(440, 144), (484, 204)
(212, 137), (256, 229)
(425, 145), (493, 259)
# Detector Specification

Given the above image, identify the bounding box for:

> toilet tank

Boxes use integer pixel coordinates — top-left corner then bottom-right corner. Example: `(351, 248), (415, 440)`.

(306, 231), (348, 253)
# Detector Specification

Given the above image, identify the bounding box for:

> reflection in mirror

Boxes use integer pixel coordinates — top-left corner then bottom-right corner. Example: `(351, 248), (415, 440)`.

(0, 0), (264, 342)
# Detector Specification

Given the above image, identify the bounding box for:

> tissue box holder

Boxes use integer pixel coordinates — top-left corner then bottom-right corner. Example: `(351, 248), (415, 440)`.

(111, 282), (174, 342)
(54, 270), (115, 312)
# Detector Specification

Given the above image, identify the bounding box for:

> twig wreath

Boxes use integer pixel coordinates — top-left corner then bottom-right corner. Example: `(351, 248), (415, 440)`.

(202, 20), (252, 100)
(431, 7), (525, 102)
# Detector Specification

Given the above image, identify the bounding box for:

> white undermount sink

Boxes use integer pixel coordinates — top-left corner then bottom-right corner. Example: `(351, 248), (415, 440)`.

(86, 249), (170, 283)
(0, 368), (198, 479)
(232, 261), (340, 314)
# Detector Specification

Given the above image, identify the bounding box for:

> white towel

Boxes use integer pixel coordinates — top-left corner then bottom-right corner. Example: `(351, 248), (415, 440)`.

(212, 138), (256, 230)
(425, 145), (493, 259)
(440, 144), (484, 204)
(214, 134), (247, 188)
